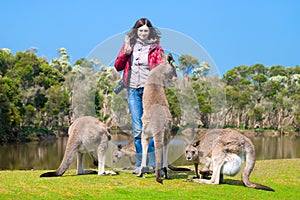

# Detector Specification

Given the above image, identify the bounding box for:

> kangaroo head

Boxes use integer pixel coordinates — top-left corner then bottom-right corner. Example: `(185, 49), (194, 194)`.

(146, 53), (177, 86)
(164, 53), (177, 83)
(185, 139), (200, 162)
(112, 144), (125, 163)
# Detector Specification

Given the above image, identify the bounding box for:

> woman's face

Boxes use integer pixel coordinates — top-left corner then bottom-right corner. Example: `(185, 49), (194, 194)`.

(137, 25), (150, 41)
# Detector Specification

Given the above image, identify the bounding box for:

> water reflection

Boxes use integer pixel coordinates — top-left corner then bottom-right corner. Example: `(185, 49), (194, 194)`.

(0, 136), (299, 170)
(252, 136), (300, 160)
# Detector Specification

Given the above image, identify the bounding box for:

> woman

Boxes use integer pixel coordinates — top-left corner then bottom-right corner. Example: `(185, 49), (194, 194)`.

(114, 18), (165, 174)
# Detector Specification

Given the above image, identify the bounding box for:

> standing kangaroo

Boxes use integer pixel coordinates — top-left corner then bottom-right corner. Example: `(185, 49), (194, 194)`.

(138, 53), (177, 184)
(40, 116), (116, 177)
(185, 129), (275, 192)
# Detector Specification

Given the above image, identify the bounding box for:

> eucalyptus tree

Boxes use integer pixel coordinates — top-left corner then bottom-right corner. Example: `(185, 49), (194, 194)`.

(175, 54), (200, 127)
(4, 51), (43, 127)
(0, 76), (22, 141)
(42, 85), (70, 129)
(222, 66), (252, 127)
(192, 61), (210, 78)
(165, 87), (182, 127)
(180, 55), (224, 128)
(0, 48), (14, 75)
(68, 58), (102, 121)
(268, 65), (286, 77)
(97, 66), (120, 119)
(178, 54), (200, 76)
(291, 93), (300, 131)
(50, 48), (72, 75)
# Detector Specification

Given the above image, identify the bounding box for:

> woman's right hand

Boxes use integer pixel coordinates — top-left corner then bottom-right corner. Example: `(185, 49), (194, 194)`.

(124, 35), (132, 55)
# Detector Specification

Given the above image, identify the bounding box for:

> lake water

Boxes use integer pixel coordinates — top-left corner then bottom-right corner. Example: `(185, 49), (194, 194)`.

(0, 135), (299, 170)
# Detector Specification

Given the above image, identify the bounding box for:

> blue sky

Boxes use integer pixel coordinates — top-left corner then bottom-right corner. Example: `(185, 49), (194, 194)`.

(1, 0), (299, 75)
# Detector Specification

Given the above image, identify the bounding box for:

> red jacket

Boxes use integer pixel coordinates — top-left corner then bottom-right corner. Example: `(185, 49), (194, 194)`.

(114, 42), (164, 87)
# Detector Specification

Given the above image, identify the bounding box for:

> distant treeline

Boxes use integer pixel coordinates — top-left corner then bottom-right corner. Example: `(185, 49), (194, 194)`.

(1, 48), (300, 142)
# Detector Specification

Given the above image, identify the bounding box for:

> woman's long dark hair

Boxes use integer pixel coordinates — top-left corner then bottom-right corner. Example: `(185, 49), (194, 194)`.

(127, 18), (161, 42)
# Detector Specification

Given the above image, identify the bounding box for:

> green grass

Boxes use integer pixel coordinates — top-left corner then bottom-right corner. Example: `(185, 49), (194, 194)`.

(0, 159), (299, 200)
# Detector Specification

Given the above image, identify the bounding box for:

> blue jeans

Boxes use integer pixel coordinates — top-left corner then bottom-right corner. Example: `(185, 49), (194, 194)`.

(127, 87), (155, 168)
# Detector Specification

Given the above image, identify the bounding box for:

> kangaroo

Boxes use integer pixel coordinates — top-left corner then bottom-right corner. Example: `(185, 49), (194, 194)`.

(185, 130), (221, 179)
(185, 129), (275, 192)
(112, 139), (136, 167)
(40, 116), (116, 177)
(113, 139), (191, 172)
(138, 53), (177, 184)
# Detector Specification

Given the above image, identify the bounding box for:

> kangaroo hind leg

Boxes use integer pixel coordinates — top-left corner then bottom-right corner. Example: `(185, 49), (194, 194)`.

(138, 133), (150, 177)
(77, 152), (97, 175)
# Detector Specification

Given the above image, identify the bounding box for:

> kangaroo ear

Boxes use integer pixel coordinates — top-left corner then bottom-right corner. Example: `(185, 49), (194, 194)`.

(117, 144), (122, 150)
(167, 53), (174, 64)
(160, 52), (168, 63)
(192, 140), (201, 147)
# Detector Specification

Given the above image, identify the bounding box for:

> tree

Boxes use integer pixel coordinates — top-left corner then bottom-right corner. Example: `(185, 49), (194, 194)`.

(50, 48), (72, 75)
(192, 61), (210, 78)
(0, 48), (14, 75)
(0, 76), (22, 141)
(178, 54), (199, 75)
(43, 86), (70, 128)
(69, 58), (103, 121)
(269, 65), (286, 77)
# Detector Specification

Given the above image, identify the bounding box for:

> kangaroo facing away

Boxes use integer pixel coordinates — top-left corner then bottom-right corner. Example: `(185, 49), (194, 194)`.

(40, 116), (116, 177)
(185, 129), (275, 192)
(138, 53), (177, 184)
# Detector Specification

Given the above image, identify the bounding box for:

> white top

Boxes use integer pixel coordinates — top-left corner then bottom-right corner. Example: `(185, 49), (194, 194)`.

(129, 39), (150, 88)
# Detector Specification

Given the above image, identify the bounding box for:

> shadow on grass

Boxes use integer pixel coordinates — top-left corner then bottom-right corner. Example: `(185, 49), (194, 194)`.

(40, 170), (121, 178)
(138, 170), (192, 181)
(169, 170), (193, 180)
(223, 179), (244, 187)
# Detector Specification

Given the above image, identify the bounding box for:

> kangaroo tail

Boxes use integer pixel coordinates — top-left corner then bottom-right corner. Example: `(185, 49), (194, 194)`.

(242, 137), (275, 192)
(252, 184), (275, 192)
(40, 126), (80, 178)
(40, 140), (77, 178)
(40, 171), (61, 177)
(168, 164), (191, 171)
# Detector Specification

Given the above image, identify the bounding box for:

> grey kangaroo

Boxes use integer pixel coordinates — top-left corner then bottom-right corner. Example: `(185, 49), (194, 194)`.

(185, 129), (275, 192)
(40, 116), (116, 177)
(138, 53), (177, 184)
(185, 130), (221, 179)
(113, 139), (191, 172)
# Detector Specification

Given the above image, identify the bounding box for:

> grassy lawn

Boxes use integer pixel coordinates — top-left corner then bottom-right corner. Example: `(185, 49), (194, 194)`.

(0, 159), (299, 200)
